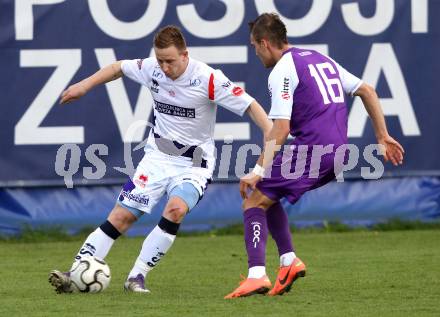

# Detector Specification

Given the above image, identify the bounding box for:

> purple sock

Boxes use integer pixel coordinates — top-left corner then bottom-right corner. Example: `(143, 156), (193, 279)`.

(243, 208), (268, 268)
(267, 202), (294, 256)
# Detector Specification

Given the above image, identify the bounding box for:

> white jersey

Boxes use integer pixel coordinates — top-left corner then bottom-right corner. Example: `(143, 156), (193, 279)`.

(121, 57), (254, 175)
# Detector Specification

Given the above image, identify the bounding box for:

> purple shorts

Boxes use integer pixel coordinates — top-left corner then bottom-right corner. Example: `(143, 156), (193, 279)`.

(256, 143), (344, 204)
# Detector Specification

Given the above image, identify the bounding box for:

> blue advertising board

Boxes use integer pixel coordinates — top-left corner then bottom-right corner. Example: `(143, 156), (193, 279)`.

(0, 0), (438, 187)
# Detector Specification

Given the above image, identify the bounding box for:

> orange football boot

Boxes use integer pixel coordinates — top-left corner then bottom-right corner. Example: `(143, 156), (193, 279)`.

(224, 275), (272, 299)
(268, 257), (306, 296)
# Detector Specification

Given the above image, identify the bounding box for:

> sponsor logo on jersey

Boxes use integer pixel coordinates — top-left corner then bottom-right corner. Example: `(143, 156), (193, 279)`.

(221, 81), (232, 89)
(136, 59), (144, 70)
(134, 174), (148, 188)
(189, 78), (201, 87)
(119, 190), (150, 206)
(154, 100), (195, 118)
(168, 90), (176, 97)
(298, 51), (312, 57)
(151, 79), (159, 93)
(232, 86), (244, 96)
(281, 77), (290, 100)
(153, 69), (163, 79)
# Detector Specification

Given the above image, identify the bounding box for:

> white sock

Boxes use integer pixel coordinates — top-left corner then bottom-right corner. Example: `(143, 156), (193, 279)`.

(248, 266), (266, 279)
(128, 226), (176, 278)
(280, 251), (296, 267)
(70, 228), (115, 270)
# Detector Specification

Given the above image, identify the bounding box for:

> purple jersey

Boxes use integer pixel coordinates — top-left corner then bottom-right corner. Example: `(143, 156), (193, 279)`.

(268, 47), (362, 146)
(257, 47), (362, 204)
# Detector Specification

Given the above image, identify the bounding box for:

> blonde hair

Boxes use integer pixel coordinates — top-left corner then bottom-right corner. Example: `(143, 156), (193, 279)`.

(154, 25), (187, 51)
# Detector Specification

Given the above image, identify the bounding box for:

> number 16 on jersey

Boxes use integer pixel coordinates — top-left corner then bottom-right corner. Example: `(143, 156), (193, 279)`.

(308, 62), (344, 105)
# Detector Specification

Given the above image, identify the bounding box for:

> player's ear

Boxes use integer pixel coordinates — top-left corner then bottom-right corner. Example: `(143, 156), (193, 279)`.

(181, 49), (189, 59)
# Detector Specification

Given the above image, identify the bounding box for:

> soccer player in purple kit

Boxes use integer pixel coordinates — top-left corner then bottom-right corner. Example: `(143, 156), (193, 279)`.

(225, 13), (405, 299)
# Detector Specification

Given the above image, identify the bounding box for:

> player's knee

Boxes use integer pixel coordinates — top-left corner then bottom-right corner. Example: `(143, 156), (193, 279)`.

(242, 195), (272, 211)
(242, 198), (261, 211)
(242, 199), (252, 211)
(164, 203), (187, 223)
(107, 205), (137, 233)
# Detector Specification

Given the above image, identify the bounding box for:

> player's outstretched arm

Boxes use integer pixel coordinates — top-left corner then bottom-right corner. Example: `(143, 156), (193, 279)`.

(60, 61), (123, 104)
(354, 83), (404, 166)
(245, 100), (273, 138)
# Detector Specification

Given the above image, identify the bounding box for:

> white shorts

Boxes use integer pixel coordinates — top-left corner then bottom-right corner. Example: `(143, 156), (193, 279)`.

(117, 147), (213, 214)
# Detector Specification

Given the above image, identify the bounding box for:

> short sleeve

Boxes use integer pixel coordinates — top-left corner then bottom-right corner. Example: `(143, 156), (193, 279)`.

(327, 57), (363, 96)
(268, 54), (299, 120)
(208, 69), (254, 116)
(121, 57), (155, 86)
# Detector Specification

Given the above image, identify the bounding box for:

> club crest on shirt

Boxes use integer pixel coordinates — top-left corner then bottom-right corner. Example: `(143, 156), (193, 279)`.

(189, 78), (201, 87)
(153, 69), (163, 79)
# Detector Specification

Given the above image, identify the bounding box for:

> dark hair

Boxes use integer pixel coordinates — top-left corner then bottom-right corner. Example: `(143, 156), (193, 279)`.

(154, 25), (187, 51)
(249, 13), (288, 49)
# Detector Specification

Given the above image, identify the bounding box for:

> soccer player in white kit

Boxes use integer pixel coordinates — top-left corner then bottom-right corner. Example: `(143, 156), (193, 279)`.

(49, 25), (272, 294)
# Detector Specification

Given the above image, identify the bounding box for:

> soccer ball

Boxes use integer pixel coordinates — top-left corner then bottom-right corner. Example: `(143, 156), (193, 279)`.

(70, 256), (111, 293)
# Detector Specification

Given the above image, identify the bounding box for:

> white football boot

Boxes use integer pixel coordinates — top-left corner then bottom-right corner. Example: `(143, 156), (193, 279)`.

(124, 274), (150, 294)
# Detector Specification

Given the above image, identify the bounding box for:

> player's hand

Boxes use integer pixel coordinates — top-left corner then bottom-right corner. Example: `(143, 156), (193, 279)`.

(60, 82), (88, 104)
(239, 172), (262, 200)
(377, 135), (404, 166)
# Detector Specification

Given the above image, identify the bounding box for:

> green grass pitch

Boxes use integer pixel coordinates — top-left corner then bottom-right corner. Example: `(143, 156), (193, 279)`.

(1, 230), (439, 316)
